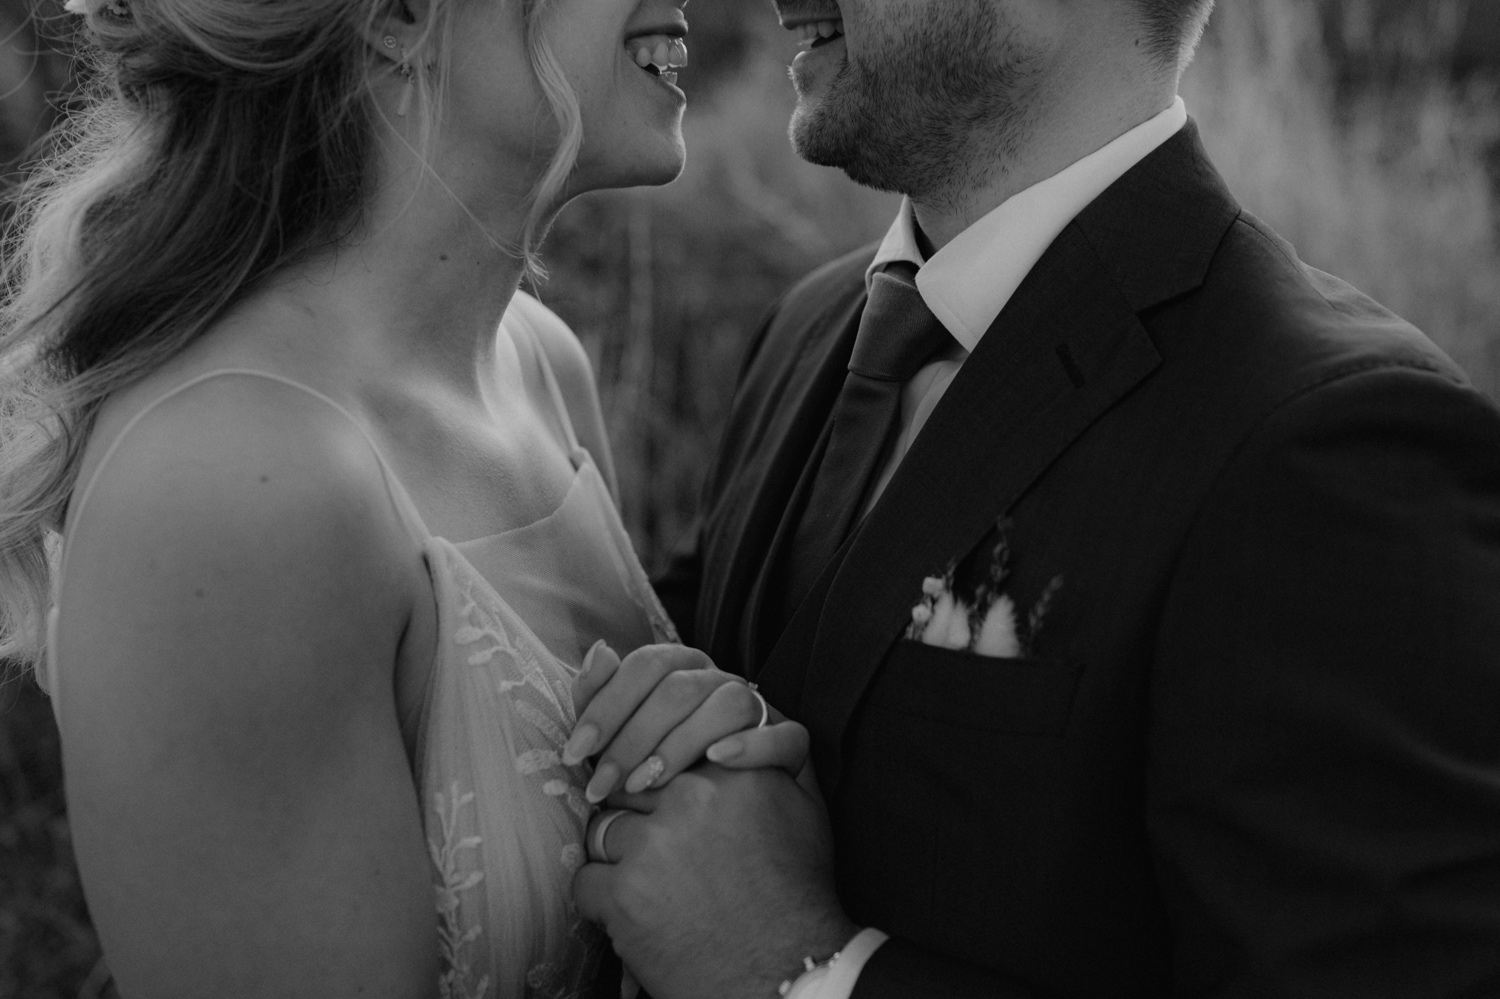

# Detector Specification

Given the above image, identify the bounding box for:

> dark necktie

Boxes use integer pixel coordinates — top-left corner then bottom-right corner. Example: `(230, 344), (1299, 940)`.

(775, 262), (954, 625)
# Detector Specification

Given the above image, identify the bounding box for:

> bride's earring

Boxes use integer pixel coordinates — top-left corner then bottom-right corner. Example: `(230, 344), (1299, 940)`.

(396, 47), (415, 118)
(379, 35), (415, 118)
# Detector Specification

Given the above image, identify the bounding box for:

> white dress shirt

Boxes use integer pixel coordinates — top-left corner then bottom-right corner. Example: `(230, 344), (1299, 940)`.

(814, 97), (1189, 999)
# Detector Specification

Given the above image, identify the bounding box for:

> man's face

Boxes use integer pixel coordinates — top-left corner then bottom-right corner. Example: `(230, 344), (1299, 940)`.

(773, 0), (1045, 202)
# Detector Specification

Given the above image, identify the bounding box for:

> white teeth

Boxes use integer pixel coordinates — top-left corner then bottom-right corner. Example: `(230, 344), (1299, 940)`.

(794, 19), (844, 51)
(626, 33), (689, 75)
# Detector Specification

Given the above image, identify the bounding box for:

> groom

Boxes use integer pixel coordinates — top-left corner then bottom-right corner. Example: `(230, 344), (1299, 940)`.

(576, 0), (1500, 995)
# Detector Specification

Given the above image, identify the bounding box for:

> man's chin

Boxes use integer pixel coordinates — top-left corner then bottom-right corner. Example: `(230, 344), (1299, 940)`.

(788, 105), (845, 170)
(790, 108), (904, 194)
(788, 60), (889, 186)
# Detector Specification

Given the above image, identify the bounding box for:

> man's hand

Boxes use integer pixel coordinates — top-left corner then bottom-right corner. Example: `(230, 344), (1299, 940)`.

(574, 765), (859, 999)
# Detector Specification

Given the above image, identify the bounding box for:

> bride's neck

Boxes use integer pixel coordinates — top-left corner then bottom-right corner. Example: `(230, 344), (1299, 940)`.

(265, 145), (547, 399)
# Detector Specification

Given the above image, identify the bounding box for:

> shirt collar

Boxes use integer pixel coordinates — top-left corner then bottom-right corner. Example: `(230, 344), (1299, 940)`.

(866, 96), (1189, 353)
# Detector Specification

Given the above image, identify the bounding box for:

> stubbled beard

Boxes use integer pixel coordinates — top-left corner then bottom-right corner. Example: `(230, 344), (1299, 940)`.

(789, 1), (1040, 207)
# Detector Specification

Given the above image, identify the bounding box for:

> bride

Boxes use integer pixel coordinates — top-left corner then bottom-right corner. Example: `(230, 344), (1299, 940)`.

(0, 0), (800, 995)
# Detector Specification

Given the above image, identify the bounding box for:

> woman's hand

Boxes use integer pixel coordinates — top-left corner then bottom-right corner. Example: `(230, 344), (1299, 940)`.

(566, 642), (810, 803)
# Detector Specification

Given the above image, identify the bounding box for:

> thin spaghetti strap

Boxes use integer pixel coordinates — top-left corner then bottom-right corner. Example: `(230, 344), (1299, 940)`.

(62, 369), (432, 571)
(509, 309), (583, 455)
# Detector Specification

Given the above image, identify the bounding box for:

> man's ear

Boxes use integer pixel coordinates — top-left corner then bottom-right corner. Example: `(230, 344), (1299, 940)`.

(360, 0), (432, 64)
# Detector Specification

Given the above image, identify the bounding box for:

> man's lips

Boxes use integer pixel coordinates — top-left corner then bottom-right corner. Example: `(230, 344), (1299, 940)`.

(792, 19), (844, 51)
(777, 3), (841, 30)
(778, 0), (843, 57)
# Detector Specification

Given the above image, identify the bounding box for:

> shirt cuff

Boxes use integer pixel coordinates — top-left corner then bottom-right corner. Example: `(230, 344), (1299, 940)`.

(785, 928), (889, 999)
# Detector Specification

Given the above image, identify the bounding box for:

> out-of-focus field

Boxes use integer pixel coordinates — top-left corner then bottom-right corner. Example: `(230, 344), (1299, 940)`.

(3, 1), (1498, 995)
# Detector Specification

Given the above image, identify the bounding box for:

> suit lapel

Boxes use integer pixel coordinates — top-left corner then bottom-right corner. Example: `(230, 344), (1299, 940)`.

(756, 124), (1241, 789)
(740, 412), (834, 674)
(758, 228), (1161, 784)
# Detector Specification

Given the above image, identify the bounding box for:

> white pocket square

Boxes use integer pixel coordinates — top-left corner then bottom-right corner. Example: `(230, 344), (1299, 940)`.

(913, 587), (1022, 657)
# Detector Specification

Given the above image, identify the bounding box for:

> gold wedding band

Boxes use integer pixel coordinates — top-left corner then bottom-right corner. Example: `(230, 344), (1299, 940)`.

(747, 681), (770, 729)
(589, 808), (630, 864)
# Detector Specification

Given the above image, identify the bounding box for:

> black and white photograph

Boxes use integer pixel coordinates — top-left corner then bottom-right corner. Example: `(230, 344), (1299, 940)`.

(1, 0), (1498, 996)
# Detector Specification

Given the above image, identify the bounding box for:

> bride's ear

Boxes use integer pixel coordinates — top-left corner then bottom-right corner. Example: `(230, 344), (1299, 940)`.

(361, 0), (432, 66)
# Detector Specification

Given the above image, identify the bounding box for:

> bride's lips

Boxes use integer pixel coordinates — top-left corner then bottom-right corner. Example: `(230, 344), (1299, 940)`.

(624, 14), (689, 89)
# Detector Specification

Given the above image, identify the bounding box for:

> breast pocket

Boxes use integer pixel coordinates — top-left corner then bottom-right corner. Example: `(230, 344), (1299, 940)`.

(864, 639), (1084, 735)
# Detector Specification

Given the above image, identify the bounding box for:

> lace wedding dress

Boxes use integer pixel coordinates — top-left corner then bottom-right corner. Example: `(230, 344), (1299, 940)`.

(43, 299), (677, 998)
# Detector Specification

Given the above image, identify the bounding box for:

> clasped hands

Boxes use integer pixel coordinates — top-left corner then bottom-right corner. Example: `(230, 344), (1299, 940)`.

(568, 643), (858, 999)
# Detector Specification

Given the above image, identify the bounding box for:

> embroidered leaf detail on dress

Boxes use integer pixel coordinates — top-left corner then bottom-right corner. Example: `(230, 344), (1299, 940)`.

(455, 625), (488, 645)
(516, 699), (568, 747)
(515, 749), (562, 774)
(430, 783), (488, 999)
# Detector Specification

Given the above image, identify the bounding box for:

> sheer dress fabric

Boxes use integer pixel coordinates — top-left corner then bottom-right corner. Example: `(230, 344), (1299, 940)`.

(44, 304), (677, 998)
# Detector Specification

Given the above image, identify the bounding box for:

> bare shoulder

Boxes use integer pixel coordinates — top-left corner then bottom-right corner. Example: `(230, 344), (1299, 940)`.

(56, 372), (422, 706)
(52, 372), (439, 995)
(70, 372), (413, 569)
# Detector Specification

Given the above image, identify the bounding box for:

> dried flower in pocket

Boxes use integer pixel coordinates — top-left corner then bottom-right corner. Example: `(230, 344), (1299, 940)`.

(907, 565), (956, 641)
(906, 519), (1065, 657)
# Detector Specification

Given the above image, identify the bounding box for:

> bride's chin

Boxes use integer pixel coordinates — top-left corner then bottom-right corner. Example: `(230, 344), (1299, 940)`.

(576, 138), (687, 193)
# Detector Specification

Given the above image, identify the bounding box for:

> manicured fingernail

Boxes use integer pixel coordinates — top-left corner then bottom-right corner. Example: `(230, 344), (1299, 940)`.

(581, 639), (607, 676)
(625, 756), (666, 794)
(563, 724), (598, 767)
(586, 762), (620, 804)
(706, 738), (743, 764)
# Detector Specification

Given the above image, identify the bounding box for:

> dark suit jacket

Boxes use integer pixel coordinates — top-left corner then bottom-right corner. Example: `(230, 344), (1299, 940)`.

(655, 123), (1500, 997)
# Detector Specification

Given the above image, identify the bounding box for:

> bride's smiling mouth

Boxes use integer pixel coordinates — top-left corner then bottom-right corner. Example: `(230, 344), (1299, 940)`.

(624, 22), (689, 87)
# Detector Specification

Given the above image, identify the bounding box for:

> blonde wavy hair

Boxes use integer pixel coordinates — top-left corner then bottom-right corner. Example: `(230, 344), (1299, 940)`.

(0, 0), (584, 665)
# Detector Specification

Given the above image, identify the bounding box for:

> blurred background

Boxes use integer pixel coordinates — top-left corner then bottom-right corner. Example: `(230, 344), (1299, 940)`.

(2, 0), (1498, 995)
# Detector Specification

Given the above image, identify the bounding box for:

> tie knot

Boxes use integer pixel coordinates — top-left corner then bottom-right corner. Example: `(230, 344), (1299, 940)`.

(849, 265), (953, 383)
